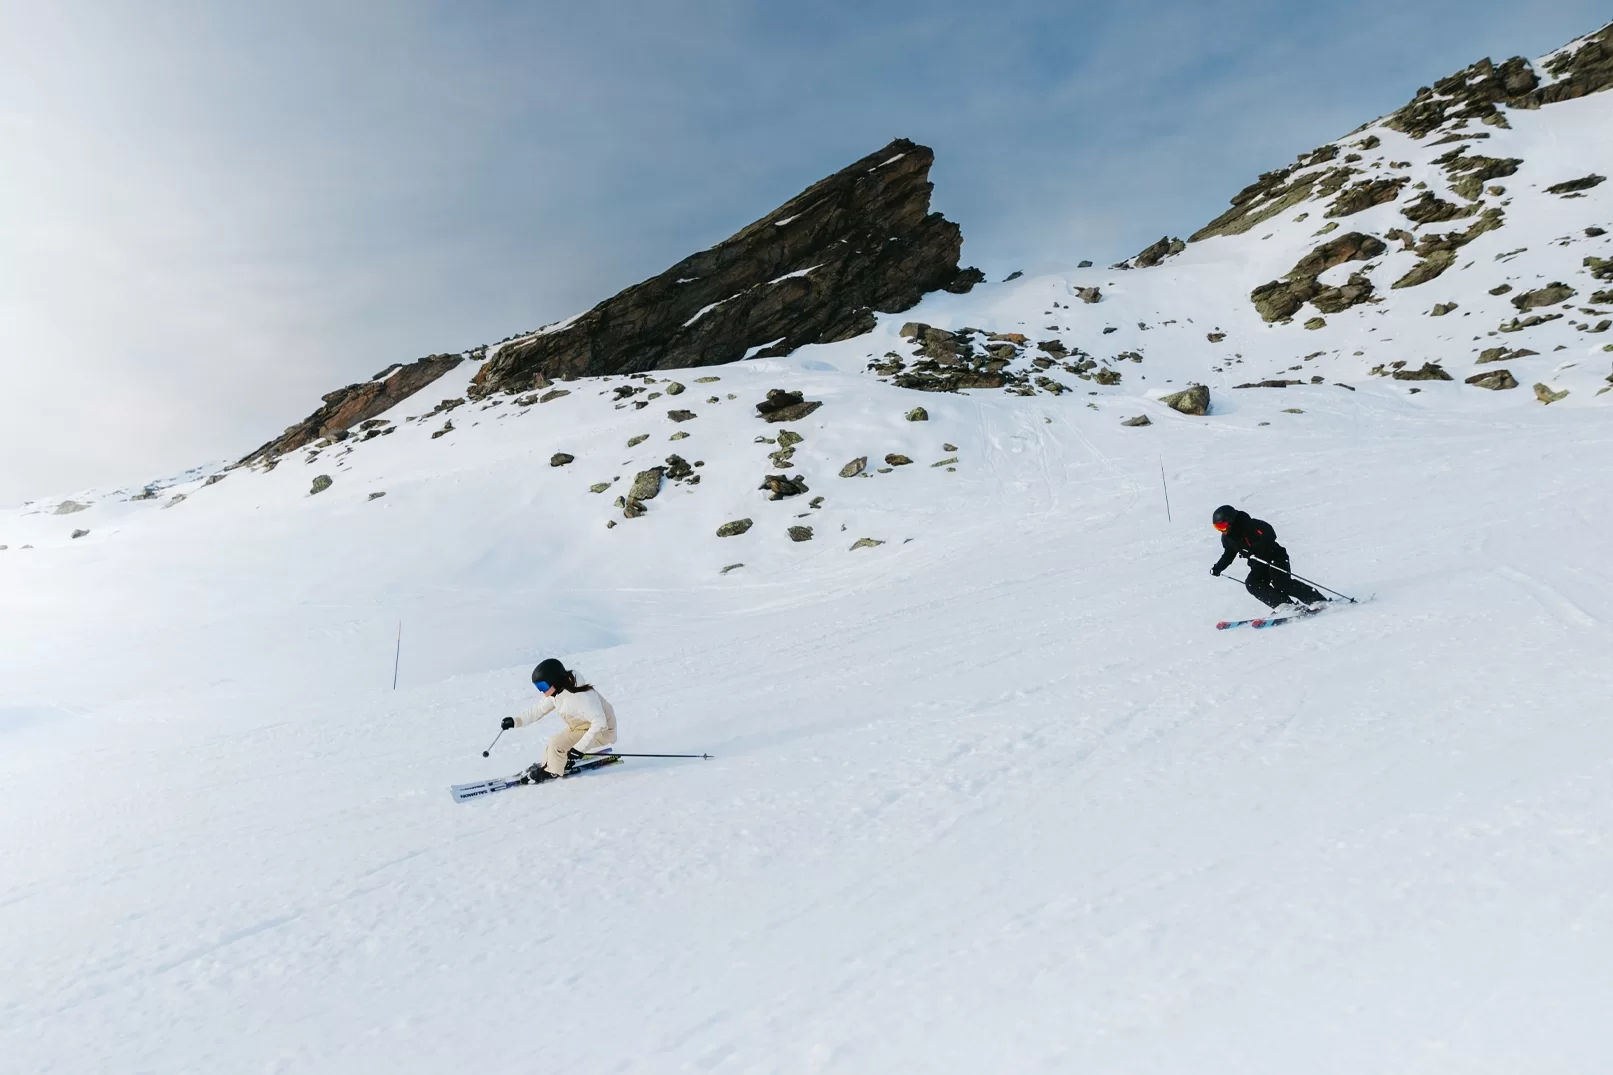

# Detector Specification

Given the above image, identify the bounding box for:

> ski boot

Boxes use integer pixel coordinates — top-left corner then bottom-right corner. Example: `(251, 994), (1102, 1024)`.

(522, 764), (556, 785)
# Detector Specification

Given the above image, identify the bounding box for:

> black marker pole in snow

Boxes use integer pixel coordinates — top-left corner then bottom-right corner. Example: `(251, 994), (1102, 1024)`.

(482, 729), (505, 757)
(1159, 457), (1171, 523)
(1245, 555), (1358, 603)
(392, 621), (402, 690)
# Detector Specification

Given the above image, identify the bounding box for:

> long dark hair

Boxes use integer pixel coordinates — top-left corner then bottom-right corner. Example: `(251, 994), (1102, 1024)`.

(557, 669), (594, 694)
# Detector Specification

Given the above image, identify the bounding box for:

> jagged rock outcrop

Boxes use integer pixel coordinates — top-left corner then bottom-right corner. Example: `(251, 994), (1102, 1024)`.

(242, 354), (464, 464)
(1127, 236), (1186, 268)
(1250, 232), (1386, 322)
(471, 139), (981, 396)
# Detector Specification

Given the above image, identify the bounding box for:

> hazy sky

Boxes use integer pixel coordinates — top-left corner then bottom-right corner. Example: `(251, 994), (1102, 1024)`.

(2, 1), (1606, 502)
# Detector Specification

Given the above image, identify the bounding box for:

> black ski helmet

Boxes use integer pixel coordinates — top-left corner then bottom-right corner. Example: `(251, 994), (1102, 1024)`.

(532, 658), (569, 690)
(1212, 504), (1237, 528)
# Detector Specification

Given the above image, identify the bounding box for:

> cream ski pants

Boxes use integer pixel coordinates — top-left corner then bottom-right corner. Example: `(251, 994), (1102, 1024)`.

(543, 725), (588, 778)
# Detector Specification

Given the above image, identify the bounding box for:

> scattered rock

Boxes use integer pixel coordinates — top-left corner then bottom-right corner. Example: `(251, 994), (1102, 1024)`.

(1588, 256), (1613, 281)
(905, 407), (929, 422)
(931, 457), (959, 467)
(1075, 286), (1102, 304)
(1392, 362), (1453, 381)
(1534, 383), (1569, 404)
(310, 475), (333, 495)
(664, 455), (694, 481)
(550, 453), (575, 467)
(368, 491), (387, 500)
(839, 456), (868, 478)
(52, 500), (90, 515)
(756, 389), (822, 423)
(1326, 177), (1408, 218)
(1465, 369), (1519, 390)
(540, 388), (571, 403)
(1121, 414), (1153, 427)
(850, 537), (885, 551)
(759, 474), (810, 500)
(667, 409), (697, 422)
(1235, 379), (1305, 388)
(884, 454), (913, 466)
(1431, 303), (1458, 316)
(1512, 283), (1576, 310)
(1478, 346), (1538, 363)
(942, 443), (958, 451)
(1207, 332), (1226, 343)
(720, 562), (744, 573)
(716, 519), (753, 537)
(628, 434), (649, 447)
(787, 526), (814, 542)
(431, 420), (454, 439)
(629, 468), (664, 501)
(1545, 174), (1606, 194)
(1393, 248), (1457, 289)
(670, 431), (690, 440)
(1489, 283), (1514, 295)
(1304, 317), (1326, 330)
(1094, 368), (1122, 386)
(1159, 384), (1211, 415)
(589, 482), (611, 493)
(204, 473), (228, 487)
(621, 498), (647, 519)
(1401, 191), (1475, 224)
(665, 382), (685, 396)
(71, 529), (89, 539)
(1499, 313), (1564, 333)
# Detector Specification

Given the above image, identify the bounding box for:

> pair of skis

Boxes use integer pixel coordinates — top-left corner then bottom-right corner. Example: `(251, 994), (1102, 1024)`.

(1215, 606), (1323, 631)
(1215, 596), (1367, 631)
(450, 752), (623, 803)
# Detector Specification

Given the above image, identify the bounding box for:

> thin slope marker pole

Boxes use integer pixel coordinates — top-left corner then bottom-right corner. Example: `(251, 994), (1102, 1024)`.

(392, 621), (402, 690)
(1159, 457), (1172, 523)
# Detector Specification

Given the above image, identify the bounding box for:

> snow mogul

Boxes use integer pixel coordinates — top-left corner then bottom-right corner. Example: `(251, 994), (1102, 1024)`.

(1210, 504), (1327, 611)
(499, 658), (618, 784)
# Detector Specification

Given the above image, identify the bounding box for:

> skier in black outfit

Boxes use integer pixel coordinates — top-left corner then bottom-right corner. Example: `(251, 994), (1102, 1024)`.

(1210, 504), (1327, 610)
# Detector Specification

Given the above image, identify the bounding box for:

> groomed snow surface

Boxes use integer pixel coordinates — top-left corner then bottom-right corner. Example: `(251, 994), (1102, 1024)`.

(5, 337), (1613, 1073)
(6, 67), (1613, 1074)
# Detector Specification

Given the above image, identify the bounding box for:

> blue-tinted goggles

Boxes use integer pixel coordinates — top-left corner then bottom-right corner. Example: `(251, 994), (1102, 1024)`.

(533, 680), (551, 693)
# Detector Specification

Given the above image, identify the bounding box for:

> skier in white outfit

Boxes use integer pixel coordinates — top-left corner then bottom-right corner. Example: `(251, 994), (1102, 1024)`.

(500, 658), (618, 783)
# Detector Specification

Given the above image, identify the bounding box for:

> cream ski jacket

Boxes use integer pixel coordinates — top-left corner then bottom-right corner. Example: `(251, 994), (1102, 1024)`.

(510, 686), (618, 753)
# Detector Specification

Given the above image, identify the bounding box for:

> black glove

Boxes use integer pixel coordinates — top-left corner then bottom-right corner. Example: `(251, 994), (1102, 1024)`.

(567, 748), (586, 760)
(501, 717), (515, 731)
(1210, 564), (1223, 577)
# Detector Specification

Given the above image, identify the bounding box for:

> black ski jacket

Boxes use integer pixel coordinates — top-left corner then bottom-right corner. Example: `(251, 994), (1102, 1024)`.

(1213, 510), (1284, 572)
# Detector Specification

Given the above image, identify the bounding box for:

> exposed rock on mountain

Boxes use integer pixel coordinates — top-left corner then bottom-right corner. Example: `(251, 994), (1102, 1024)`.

(1126, 236), (1186, 268)
(471, 138), (982, 396)
(1250, 232), (1386, 322)
(243, 354), (464, 464)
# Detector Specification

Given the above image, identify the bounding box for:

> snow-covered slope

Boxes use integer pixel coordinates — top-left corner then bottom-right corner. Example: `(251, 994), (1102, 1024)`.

(4, 26), (1613, 1075)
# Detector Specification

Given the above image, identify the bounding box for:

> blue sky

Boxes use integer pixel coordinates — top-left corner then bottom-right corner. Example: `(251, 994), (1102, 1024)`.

(1, 0), (1606, 501)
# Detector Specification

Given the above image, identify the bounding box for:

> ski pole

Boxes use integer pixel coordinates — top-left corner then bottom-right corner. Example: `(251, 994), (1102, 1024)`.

(584, 751), (712, 759)
(1246, 556), (1357, 603)
(482, 729), (505, 757)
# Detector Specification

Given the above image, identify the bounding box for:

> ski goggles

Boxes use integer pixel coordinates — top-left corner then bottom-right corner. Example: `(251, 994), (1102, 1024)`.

(1213, 521), (1229, 532)
(533, 680), (551, 693)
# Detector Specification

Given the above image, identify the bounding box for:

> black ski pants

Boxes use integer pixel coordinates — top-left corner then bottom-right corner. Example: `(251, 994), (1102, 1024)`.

(1245, 547), (1326, 609)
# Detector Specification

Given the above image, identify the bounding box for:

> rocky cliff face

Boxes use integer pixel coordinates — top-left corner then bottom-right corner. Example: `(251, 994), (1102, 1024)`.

(470, 138), (981, 397)
(241, 354), (464, 463)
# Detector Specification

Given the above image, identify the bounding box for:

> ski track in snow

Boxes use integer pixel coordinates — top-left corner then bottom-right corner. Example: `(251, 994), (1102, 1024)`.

(5, 47), (1613, 1074)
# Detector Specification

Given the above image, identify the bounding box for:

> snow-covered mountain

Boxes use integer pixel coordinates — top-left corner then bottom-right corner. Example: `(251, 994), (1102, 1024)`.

(3, 23), (1613, 1075)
